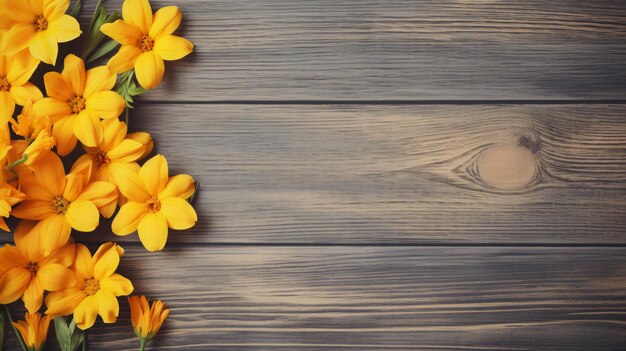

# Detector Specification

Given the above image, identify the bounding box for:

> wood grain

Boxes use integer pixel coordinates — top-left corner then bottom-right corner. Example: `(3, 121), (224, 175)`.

(7, 104), (618, 245)
(87, 0), (626, 101)
(5, 246), (626, 350)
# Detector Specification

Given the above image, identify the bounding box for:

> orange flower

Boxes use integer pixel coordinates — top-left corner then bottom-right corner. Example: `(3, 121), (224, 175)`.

(12, 312), (52, 351)
(128, 295), (169, 344)
(0, 50), (42, 122)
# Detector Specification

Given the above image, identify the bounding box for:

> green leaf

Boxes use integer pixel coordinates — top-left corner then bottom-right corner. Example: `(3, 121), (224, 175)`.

(86, 39), (119, 63)
(2, 305), (26, 351)
(54, 317), (85, 351)
(69, 0), (82, 18)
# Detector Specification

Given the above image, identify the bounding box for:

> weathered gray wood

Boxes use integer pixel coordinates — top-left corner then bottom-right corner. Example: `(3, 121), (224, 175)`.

(6, 246), (626, 350)
(88, 0), (626, 101)
(3, 104), (617, 245)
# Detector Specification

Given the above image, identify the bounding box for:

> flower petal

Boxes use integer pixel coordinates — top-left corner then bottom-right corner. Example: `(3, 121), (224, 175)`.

(61, 54), (85, 97)
(99, 273), (133, 296)
(10, 83), (43, 106)
(106, 45), (142, 74)
(160, 197), (197, 230)
(73, 110), (103, 147)
(154, 35), (193, 61)
(139, 154), (168, 196)
(0, 91), (15, 123)
(93, 245), (121, 281)
(159, 174), (195, 200)
(29, 31), (58, 65)
(43, 71), (73, 101)
(36, 214), (72, 256)
(22, 279), (43, 314)
(137, 212), (168, 252)
(75, 181), (118, 218)
(111, 201), (146, 236)
(100, 118), (127, 152)
(83, 66), (117, 98)
(134, 51), (164, 90)
(37, 263), (75, 291)
(11, 200), (55, 220)
(52, 114), (78, 156)
(95, 290), (119, 323)
(34, 96), (72, 123)
(74, 295), (99, 330)
(45, 290), (85, 317)
(43, 0), (70, 21)
(74, 244), (94, 279)
(31, 151), (66, 196)
(48, 14), (82, 43)
(65, 201), (99, 232)
(0, 267), (30, 304)
(149, 6), (181, 39)
(1, 24), (35, 55)
(113, 167), (150, 201)
(122, 0), (153, 34)
(108, 139), (145, 163)
(100, 20), (143, 46)
(85, 91), (125, 119)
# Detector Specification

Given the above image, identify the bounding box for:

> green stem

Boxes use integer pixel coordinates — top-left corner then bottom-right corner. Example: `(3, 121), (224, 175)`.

(139, 338), (147, 351)
(82, 330), (87, 351)
(8, 154), (28, 173)
(2, 306), (27, 351)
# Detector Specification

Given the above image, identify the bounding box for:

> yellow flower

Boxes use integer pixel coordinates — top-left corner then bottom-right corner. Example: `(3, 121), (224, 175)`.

(0, 181), (25, 231)
(112, 155), (197, 251)
(11, 152), (118, 255)
(0, 221), (75, 313)
(10, 99), (51, 141)
(128, 295), (170, 344)
(45, 242), (134, 330)
(72, 118), (152, 186)
(12, 312), (52, 351)
(0, 0), (81, 65)
(35, 54), (126, 155)
(0, 50), (42, 122)
(21, 130), (55, 166)
(101, 0), (193, 89)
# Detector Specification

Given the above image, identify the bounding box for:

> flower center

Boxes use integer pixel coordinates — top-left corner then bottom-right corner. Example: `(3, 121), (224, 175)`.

(0, 77), (10, 91)
(82, 279), (100, 296)
(51, 196), (70, 214)
(33, 16), (48, 32)
(69, 96), (86, 114)
(96, 150), (110, 166)
(26, 262), (39, 274)
(137, 35), (154, 52)
(146, 196), (161, 212)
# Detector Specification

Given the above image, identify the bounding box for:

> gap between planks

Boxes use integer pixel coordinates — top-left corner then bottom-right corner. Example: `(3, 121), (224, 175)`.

(142, 99), (626, 105)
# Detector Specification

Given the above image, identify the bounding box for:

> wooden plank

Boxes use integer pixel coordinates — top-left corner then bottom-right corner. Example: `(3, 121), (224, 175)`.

(88, 0), (626, 101)
(3, 104), (626, 244)
(6, 246), (626, 350)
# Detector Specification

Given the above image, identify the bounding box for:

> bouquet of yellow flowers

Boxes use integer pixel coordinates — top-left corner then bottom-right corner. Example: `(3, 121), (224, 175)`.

(0, 0), (196, 349)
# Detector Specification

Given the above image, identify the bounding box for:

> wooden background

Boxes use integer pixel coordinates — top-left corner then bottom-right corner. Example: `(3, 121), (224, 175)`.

(4, 0), (626, 349)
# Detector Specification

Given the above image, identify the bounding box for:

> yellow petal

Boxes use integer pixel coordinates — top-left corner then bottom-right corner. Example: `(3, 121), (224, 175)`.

(160, 197), (197, 230)
(83, 66), (117, 98)
(29, 31), (58, 65)
(73, 110), (103, 147)
(65, 201), (99, 232)
(93, 243), (121, 280)
(111, 201), (146, 236)
(1, 24), (35, 55)
(137, 212), (168, 252)
(34, 96), (72, 122)
(48, 14), (81, 43)
(159, 174), (195, 200)
(45, 241), (76, 268)
(106, 45), (142, 74)
(126, 131), (153, 158)
(0, 91), (15, 122)
(100, 20), (143, 46)
(85, 91), (125, 119)
(107, 139), (145, 163)
(43, 0), (70, 21)
(45, 290), (84, 317)
(74, 295), (99, 330)
(95, 290), (119, 323)
(43, 71), (73, 101)
(122, 0), (153, 34)
(31, 151), (66, 196)
(0, 267), (30, 304)
(22, 279), (43, 314)
(51, 115), (78, 156)
(7, 52), (40, 86)
(13, 221), (41, 262)
(154, 35), (193, 61)
(139, 154), (168, 196)
(113, 167), (150, 201)
(134, 51), (164, 90)
(75, 181), (118, 218)
(4, 0), (37, 22)
(62, 173), (84, 202)
(99, 273), (133, 296)
(10, 200), (55, 220)
(100, 118), (127, 152)
(10, 83), (43, 106)
(73, 244), (94, 279)
(37, 263), (75, 291)
(61, 54), (85, 97)
(36, 214), (72, 256)
(149, 6), (181, 39)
